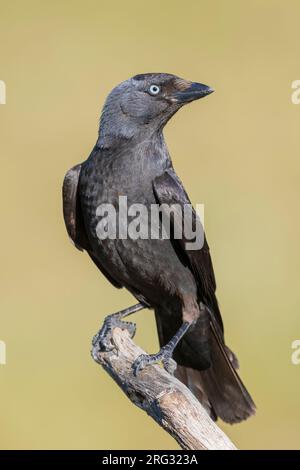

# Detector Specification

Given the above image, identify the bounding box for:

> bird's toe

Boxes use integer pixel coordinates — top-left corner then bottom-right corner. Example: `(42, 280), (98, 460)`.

(132, 348), (177, 377)
(132, 354), (149, 376)
(93, 315), (136, 352)
(162, 356), (177, 375)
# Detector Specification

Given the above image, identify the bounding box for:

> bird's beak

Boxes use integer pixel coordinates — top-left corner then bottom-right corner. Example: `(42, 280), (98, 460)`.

(172, 82), (214, 104)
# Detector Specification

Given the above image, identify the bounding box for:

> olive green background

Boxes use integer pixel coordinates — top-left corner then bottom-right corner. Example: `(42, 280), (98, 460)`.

(1, 0), (299, 450)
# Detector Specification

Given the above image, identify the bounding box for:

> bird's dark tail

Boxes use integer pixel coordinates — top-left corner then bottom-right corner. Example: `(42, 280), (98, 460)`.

(193, 318), (255, 423)
(155, 309), (256, 424)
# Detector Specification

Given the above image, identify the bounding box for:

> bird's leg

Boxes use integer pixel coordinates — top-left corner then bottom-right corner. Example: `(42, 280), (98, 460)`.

(92, 303), (145, 353)
(132, 321), (192, 376)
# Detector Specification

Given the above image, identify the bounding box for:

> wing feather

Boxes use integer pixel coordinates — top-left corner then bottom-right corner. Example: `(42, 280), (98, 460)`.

(62, 163), (122, 289)
(153, 169), (223, 332)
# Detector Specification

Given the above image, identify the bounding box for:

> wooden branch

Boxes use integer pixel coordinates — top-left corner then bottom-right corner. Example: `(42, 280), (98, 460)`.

(92, 327), (236, 450)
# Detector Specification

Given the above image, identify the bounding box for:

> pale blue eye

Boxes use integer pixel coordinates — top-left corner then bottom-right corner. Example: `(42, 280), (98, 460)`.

(149, 85), (160, 95)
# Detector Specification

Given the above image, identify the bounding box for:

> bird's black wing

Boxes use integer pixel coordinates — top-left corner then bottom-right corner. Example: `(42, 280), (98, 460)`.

(62, 164), (122, 288)
(63, 164), (86, 251)
(153, 169), (223, 333)
(153, 169), (256, 423)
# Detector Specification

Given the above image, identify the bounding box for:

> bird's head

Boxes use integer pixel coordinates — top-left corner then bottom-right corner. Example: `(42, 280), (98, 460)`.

(98, 73), (214, 148)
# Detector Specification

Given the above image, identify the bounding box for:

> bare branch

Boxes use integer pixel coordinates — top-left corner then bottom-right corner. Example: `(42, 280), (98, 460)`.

(92, 327), (236, 450)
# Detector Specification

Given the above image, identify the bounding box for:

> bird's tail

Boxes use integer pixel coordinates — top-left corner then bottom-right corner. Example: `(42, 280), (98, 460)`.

(155, 309), (256, 424)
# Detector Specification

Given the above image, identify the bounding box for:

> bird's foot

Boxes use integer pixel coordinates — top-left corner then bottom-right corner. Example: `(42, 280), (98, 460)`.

(92, 313), (136, 353)
(132, 345), (177, 377)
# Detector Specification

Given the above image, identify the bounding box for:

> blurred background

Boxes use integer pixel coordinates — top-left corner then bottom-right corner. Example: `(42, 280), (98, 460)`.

(0, 0), (300, 450)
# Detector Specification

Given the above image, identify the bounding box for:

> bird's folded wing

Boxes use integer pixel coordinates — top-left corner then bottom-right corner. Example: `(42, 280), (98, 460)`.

(62, 163), (122, 288)
(153, 169), (223, 332)
(62, 163), (85, 251)
(153, 171), (256, 421)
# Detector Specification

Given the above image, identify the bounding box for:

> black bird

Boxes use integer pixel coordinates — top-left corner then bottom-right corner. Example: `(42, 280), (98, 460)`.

(63, 73), (255, 423)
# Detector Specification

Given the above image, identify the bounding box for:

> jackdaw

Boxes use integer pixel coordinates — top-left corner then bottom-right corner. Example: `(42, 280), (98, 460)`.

(63, 73), (256, 423)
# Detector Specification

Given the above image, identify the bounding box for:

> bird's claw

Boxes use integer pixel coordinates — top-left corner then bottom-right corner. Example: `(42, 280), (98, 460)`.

(162, 356), (177, 375)
(92, 314), (136, 353)
(132, 354), (149, 376)
(132, 346), (177, 377)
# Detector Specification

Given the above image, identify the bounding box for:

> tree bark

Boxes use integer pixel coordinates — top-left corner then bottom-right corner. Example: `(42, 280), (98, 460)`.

(92, 327), (236, 450)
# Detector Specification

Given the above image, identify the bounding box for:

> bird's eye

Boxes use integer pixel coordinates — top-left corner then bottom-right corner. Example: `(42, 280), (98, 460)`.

(149, 85), (160, 95)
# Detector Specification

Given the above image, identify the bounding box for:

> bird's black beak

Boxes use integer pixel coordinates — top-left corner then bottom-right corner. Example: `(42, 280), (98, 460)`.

(173, 82), (214, 104)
